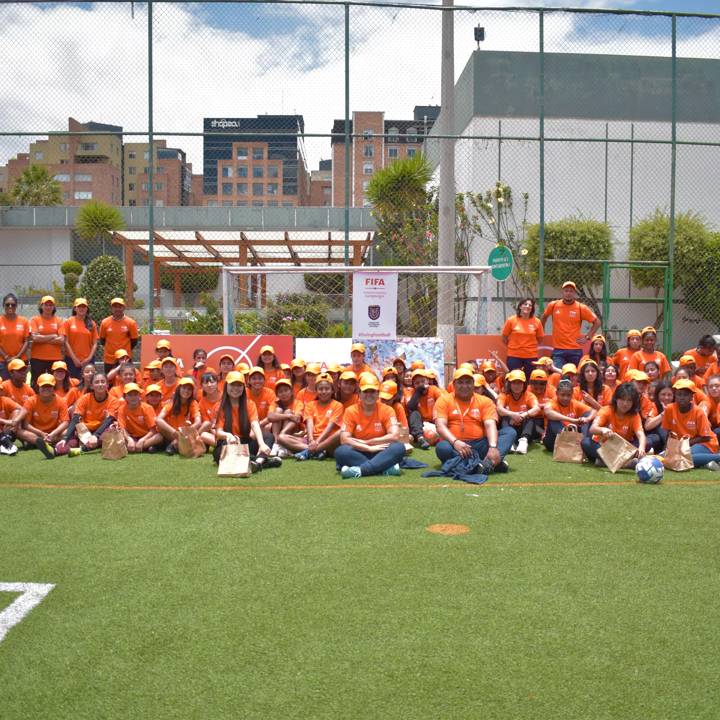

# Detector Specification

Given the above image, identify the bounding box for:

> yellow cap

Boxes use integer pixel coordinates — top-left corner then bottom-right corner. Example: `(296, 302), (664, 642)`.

(327, 363), (342, 373)
(340, 370), (358, 382)
(248, 366), (265, 377)
(235, 362), (250, 373)
(351, 343), (366, 354)
(626, 329), (642, 338)
(145, 359), (162, 370)
(561, 363), (578, 375)
(37, 373), (56, 387)
(40, 295), (55, 305)
(459, 362), (474, 371)
(160, 356), (177, 366)
(178, 377), (195, 387)
(410, 360), (426, 371)
(114, 349), (130, 360)
(453, 367), (474, 381)
(259, 344), (275, 355)
(155, 339), (172, 350)
(218, 353), (235, 364)
(290, 358), (306, 369)
(274, 378), (292, 391)
(672, 378), (696, 393)
(591, 334), (606, 344)
(679, 355), (695, 367)
(123, 382), (142, 394)
(562, 281), (577, 289)
(144, 384), (162, 395)
(392, 356), (407, 368)
(305, 362), (322, 375)
(505, 369), (526, 383)
(51, 361), (68, 372)
(481, 361), (497, 372)
(532, 357), (553, 367)
(379, 380), (398, 400)
(73, 297), (88, 307)
(8, 358), (26, 371)
(530, 369), (548, 381)
(280, 363), (291, 371)
(359, 374), (380, 391)
(225, 371), (245, 385)
(110, 297), (125, 306)
(630, 370), (650, 382)
(316, 373), (334, 386)
(382, 366), (398, 377)
(411, 368), (428, 381)
(641, 326), (657, 336)
(473, 373), (487, 388)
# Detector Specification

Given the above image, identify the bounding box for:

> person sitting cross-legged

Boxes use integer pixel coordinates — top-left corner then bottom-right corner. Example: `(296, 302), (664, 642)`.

(434, 367), (516, 475)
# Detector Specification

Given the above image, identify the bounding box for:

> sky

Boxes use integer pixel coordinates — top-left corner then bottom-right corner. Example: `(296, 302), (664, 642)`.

(1, 0), (718, 171)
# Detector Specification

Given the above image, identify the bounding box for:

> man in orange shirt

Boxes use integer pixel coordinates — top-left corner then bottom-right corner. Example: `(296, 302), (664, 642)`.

(1, 358), (36, 406)
(17, 373), (68, 458)
(406, 368), (442, 450)
(541, 281), (600, 369)
(683, 335), (717, 376)
(0, 292), (31, 380)
(434, 367), (515, 474)
(0, 393), (26, 455)
(98, 298), (139, 373)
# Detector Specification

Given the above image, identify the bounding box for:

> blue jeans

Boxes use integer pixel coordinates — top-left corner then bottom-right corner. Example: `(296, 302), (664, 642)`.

(506, 356), (537, 379)
(65, 355), (84, 381)
(335, 441), (406, 476)
(691, 444), (720, 468)
(435, 424), (516, 465)
(551, 348), (583, 369)
(543, 415), (592, 451)
(0, 360), (9, 381)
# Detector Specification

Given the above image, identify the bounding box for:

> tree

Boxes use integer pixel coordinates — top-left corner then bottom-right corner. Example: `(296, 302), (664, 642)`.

(683, 232), (720, 326)
(75, 200), (124, 243)
(524, 217), (613, 319)
(79, 255), (127, 322)
(11, 164), (62, 206)
(60, 260), (84, 301)
(184, 293), (223, 334)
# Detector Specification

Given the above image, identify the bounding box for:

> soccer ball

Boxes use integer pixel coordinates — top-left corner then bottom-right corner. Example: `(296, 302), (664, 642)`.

(636, 455), (664, 484)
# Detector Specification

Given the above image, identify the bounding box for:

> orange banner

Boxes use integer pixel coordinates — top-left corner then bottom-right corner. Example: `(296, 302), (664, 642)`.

(456, 335), (555, 363)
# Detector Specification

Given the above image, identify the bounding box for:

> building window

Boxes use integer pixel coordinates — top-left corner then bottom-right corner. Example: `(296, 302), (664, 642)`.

(252, 201), (264, 207)
(53, 174), (70, 182)
(363, 130), (373, 139)
(363, 145), (373, 158)
(236, 200), (247, 207)
(387, 127), (399, 143)
(80, 143), (98, 152)
(363, 163), (373, 175)
(144, 151), (150, 160)
(155, 167), (165, 175)
(74, 173), (92, 182)
(141, 182), (150, 191)
(252, 148), (264, 160)
(58, 143), (68, 153)
(128, 151), (136, 160)
(34, 152), (44, 160)
(407, 148), (417, 158)
(323, 186), (331, 197)
(143, 167), (152, 175)
(388, 147), (398, 159)
(128, 166), (136, 175)
(222, 183), (233, 195)
(207, 200), (218, 207)
(59, 159), (68, 165)
(252, 166), (264, 178)
(253, 183), (263, 195)
(362, 180), (370, 192)
(237, 166), (248, 177)
(74, 191), (92, 200)
(128, 199), (136, 206)
(128, 183), (136, 192)
(221, 166), (233, 178)
(268, 165), (279, 178)
(62, 192), (69, 201)
(155, 182), (163, 191)
(267, 183), (278, 195)
(407, 127), (418, 141)
(236, 183), (247, 195)
(267, 201), (278, 207)
(237, 147), (248, 160)
(222, 201), (233, 207)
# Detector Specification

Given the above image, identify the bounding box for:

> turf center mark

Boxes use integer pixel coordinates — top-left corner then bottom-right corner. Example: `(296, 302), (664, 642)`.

(0, 582), (55, 644)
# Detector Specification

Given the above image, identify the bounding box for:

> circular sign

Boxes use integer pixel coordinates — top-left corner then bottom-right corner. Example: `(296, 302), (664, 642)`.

(488, 245), (514, 282)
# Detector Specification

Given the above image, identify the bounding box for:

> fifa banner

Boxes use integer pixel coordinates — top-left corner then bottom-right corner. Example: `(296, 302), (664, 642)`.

(352, 271), (398, 339)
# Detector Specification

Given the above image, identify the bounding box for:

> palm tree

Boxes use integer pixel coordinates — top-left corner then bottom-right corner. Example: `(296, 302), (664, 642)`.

(75, 200), (125, 256)
(11, 164), (62, 206)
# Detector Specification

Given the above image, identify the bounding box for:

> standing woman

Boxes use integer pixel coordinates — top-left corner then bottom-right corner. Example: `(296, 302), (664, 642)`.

(213, 371), (275, 471)
(29, 295), (64, 384)
(501, 298), (545, 378)
(0, 292), (31, 381)
(60, 298), (98, 380)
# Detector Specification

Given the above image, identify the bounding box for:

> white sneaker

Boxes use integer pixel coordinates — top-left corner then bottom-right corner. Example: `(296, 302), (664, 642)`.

(510, 443), (518, 453)
(278, 447), (291, 459)
(269, 442), (280, 457)
(0, 445), (10, 455)
(6, 444), (17, 456)
(516, 437), (528, 455)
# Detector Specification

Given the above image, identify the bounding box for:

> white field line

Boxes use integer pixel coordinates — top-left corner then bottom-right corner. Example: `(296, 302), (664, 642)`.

(0, 582), (55, 644)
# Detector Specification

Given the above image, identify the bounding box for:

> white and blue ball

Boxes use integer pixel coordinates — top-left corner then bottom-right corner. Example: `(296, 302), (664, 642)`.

(636, 455), (664, 484)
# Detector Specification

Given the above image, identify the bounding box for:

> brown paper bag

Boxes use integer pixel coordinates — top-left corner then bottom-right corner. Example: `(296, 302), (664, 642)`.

(178, 425), (206, 459)
(597, 432), (637, 473)
(76, 421), (93, 446)
(553, 425), (584, 464)
(101, 426), (127, 460)
(664, 433), (693, 472)
(217, 442), (251, 477)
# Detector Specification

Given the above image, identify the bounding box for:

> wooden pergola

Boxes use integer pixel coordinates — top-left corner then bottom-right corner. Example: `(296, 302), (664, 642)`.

(112, 230), (374, 308)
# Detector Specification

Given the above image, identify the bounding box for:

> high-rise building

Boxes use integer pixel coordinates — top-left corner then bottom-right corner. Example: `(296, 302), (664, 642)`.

(309, 159), (332, 207)
(2, 117), (123, 205)
(330, 106), (439, 207)
(202, 115), (310, 207)
(123, 140), (192, 207)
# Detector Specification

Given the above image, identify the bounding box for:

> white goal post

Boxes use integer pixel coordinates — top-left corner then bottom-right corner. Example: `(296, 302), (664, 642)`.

(220, 265), (493, 339)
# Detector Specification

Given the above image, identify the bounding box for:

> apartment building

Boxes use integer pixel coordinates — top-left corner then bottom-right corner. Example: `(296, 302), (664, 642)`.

(309, 159), (332, 207)
(123, 141), (192, 207)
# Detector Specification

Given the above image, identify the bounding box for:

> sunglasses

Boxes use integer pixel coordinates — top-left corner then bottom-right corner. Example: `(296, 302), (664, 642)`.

(4, 303), (16, 308)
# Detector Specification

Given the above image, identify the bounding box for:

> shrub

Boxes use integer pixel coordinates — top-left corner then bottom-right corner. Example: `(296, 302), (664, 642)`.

(234, 311), (262, 335)
(304, 273), (346, 296)
(160, 269), (219, 294)
(63, 272), (80, 297)
(79, 255), (127, 321)
(75, 201), (124, 241)
(61, 260), (83, 277)
(183, 293), (223, 335)
(263, 293), (330, 337)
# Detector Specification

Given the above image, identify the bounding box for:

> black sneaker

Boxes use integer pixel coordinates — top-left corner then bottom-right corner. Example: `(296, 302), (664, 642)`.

(264, 456), (282, 469)
(165, 445), (177, 456)
(35, 437), (55, 460)
(495, 459), (510, 474)
(250, 460), (262, 473)
(480, 458), (495, 475)
(417, 438), (431, 451)
(146, 445), (158, 454)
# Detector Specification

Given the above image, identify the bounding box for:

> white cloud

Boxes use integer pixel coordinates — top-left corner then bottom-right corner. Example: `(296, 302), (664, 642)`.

(0, 1), (717, 171)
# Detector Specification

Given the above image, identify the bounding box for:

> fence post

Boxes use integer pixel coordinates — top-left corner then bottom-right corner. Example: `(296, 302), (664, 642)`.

(343, 2), (350, 335)
(147, 0), (155, 331)
(538, 9), (546, 313)
(666, 14), (677, 357)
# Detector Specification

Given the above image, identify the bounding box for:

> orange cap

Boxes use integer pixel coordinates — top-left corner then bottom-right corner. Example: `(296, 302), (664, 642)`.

(40, 295), (56, 305)
(110, 297), (125, 306)
(532, 357), (553, 367)
(359, 374), (380, 391)
(73, 297), (88, 308)
(453, 367), (474, 381)
(641, 326), (657, 336)
(37, 373), (56, 387)
(145, 359), (162, 370)
(8, 358), (26, 371)
(155, 339), (172, 350)
(679, 355), (695, 367)
(144, 384), (162, 395)
(382, 366), (398, 377)
(161, 356), (177, 366)
(316, 373), (334, 386)
(218, 353), (235, 364)
(481, 361), (496, 373)
(530, 369), (548, 381)
(561, 363), (578, 375)
(306, 362), (322, 375)
(473, 373), (487, 388)
(274, 378), (292, 391)
(505, 369), (526, 383)
(410, 360), (425, 371)
(259, 344), (275, 355)
(51, 361), (68, 372)
(290, 358), (306, 369)
(178, 377), (195, 387)
(562, 281), (577, 290)
(626, 329), (642, 338)
(123, 382), (142, 394)
(351, 343), (366, 354)
(672, 378), (696, 393)
(379, 380), (398, 400)
(225, 371), (245, 385)
(248, 366), (265, 377)
(114, 349), (130, 360)
(340, 370), (358, 382)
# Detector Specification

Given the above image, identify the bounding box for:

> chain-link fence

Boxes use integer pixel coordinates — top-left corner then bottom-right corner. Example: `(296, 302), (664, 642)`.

(1, 3), (720, 356)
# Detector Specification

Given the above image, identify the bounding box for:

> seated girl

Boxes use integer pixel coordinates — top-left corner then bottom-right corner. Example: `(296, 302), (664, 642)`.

(156, 377), (201, 455)
(497, 369), (541, 455)
(197, 369), (221, 447)
(267, 378), (304, 458)
(292, 373), (344, 460)
(542, 379), (595, 452)
(59, 373), (118, 452)
(117, 382), (164, 453)
(17, 373), (69, 458)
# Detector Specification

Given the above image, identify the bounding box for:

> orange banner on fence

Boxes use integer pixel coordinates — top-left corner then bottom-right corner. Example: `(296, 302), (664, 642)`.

(456, 335), (554, 363)
(140, 335), (293, 372)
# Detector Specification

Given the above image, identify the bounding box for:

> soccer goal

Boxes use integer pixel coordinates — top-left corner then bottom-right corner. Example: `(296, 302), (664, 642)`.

(220, 265), (492, 340)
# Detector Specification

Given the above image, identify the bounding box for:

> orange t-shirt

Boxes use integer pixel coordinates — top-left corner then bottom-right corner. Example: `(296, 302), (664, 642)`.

(498, 390), (538, 416)
(546, 398), (592, 427)
(502, 315), (544, 359)
(198, 395), (221, 424)
(23, 395), (68, 433)
(595, 405), (642, 442)
(0, 315), (30, 359)
(703, 362), (720, 386)
(627, 350), (671, 376)
(684, 348), (717, 373)
(98, 315), (139, 363)
(74, 392), (119, 431)
(612, 347), (636, 379)
(305, 399), (344, 436)
(296, 387), (317, 409)
(341, 395), (359, 410)
(1, 380), (35, 405)
(639, 395), (654, 420)
(160, 379), (178, 404)
(547, 373), (564, 390)
(54, 379), (80, 401)
(542, 300), (596, 350)
(412, 384), (442, 422)
(29, 315), (64, 362)
(248, 387), (276, 421)
(118, 401), (157, 438)
(60, 317), (98, 361)
(434, 393), (498, 441)
(341, 402), (397, 441)
(573, 384), (613, 407)
(160, 399), (200, 430)
(214, 398), (259, 437)
(0, 395), (21, 421)
(261, 368), (283, 390)
(392, 401), (408, 429)
(351, 363), (377, 379)
(700, 396), (720, 427)
(663, 403), (719, 451)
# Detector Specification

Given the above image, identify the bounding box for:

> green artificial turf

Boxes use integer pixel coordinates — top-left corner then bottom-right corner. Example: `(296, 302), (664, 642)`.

(1, 449), (719, 719)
